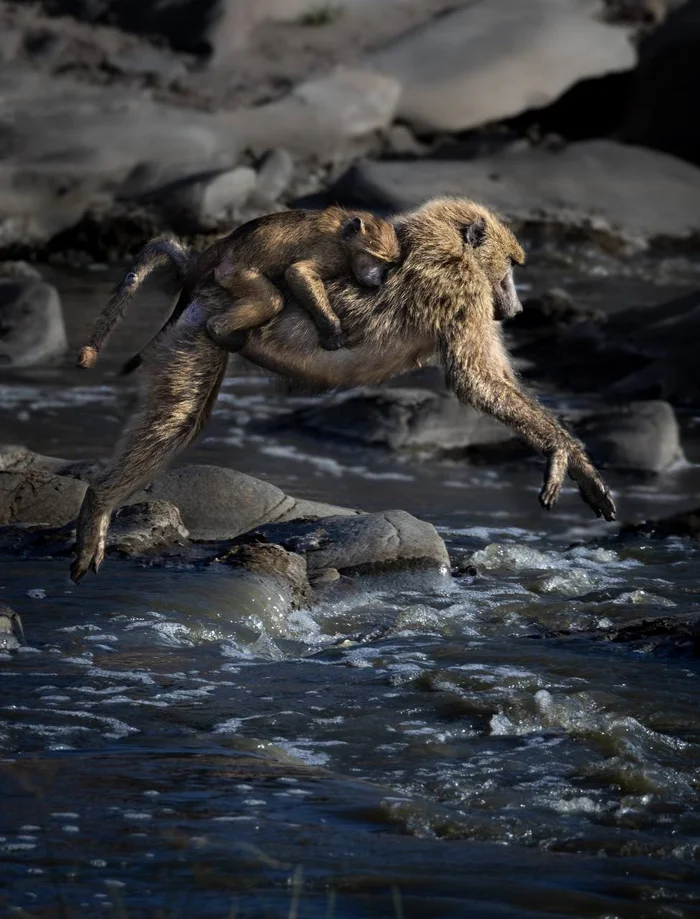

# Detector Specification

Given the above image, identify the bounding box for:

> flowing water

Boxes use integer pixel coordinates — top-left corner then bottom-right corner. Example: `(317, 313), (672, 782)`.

(1, 266), (699, 918)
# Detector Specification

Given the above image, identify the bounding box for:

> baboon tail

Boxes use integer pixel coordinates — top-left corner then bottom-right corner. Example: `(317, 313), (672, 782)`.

(76, 236), (193, 369)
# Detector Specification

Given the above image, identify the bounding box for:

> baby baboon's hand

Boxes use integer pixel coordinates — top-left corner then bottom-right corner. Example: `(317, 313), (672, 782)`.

(568, 453), (617, 521)
(319, 328), (346, 351)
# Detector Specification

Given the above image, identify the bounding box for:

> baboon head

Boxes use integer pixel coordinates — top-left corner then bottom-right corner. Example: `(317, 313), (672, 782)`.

(341, 214), (400, 288)
(398, 197), (526, 322)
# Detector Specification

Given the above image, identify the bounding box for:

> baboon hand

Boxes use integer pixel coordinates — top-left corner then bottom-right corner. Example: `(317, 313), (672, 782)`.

(568, 453), (617, 522)
(539, 448), (568, 511)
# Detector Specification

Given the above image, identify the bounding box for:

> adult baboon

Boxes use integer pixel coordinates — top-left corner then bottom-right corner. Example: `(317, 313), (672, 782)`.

(70, 197), (615, 583)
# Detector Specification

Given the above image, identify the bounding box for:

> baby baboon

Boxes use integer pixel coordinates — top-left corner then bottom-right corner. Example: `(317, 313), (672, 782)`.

(77, 207), (399, 373)
(70, 197), (616, 584)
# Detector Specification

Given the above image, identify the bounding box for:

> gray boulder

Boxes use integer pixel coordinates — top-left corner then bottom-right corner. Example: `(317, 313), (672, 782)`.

(572, 401), (684, 474)
(291, 387), (511, 453)
(142, 464), (360, 541)
(0, 469), (87, 527)
(248, 510), (450, 574)
(335, 141), (700, 249)
(0, 279), (67, 367)
(156, 165), (258, 232)
(366, 0), (635, 132)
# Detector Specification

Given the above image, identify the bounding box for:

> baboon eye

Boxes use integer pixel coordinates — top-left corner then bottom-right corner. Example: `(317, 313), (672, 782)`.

(462, 217), (488, 248)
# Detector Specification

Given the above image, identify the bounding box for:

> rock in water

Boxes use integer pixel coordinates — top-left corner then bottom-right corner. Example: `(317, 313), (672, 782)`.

(0, 279), (67, 367)
(247, 511), (451, 575)
(0, 604), (23, 652)
(572, 401), (684, 474)
(365, 0), (635, 132)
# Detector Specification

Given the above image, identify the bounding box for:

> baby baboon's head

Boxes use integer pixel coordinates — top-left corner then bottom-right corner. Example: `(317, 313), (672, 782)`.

(399, 197), (526, 321)
(340, 213), (400, 288)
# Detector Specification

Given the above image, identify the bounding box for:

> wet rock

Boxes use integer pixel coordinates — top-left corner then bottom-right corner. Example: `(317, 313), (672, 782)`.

(0, 278), (67, 367)
(141, 463), (359, 541)
(290, 387), (512, 454)
(334, 142), (700, 249)
(157, 166), (258, 233)
(107, 500), (190, 557)
(571, 400), (684, 474)
(245, 510), (450, 575)
(218, 542), (311, 611)
(0, 469), (87, 527)
(366, 0), (635, 133)
(0, 604), (24, 652)
(620, 506), (700, 540)
(604, 611), (700, 656)
(622, 0), (700, 165)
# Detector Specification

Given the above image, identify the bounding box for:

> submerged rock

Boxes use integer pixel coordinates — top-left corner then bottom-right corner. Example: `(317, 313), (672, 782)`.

(333, 141), (700, 249)
(0, 604), (24, 652)
(366, 0), (635, 133)
(620, 506), (700, 540)
(0, 278), (67, 367)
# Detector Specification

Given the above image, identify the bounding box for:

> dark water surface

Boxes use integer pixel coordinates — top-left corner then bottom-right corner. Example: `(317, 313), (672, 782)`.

(1, 267), (700, 918)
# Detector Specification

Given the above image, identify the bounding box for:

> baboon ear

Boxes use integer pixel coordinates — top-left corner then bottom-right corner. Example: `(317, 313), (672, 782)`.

(341, 216), (364, 240)
(462, 216), (488, 248)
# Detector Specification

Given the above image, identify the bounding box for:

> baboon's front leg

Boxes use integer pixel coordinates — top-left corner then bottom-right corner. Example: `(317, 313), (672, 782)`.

(71, 324), (228, 583)
(207, 268), (285, 352)
(446, 346), (616, 520)
(285, 261), (345, 351)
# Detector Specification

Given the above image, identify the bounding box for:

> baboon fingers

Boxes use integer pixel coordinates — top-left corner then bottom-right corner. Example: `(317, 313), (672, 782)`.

(568, 462), (617, 522)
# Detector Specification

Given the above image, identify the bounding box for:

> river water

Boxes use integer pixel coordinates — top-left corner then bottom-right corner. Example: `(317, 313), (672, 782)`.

(1, 266), (699, 918)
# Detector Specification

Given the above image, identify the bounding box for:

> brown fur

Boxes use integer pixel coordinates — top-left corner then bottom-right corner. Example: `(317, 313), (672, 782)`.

(88, 207), (399, 376)
(70, 197), (615, 584)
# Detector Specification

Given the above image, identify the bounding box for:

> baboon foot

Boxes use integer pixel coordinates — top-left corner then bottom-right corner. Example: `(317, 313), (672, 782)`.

(319, 328), (346, 351)
(568, 457), (617, 522)
(71, 488), (110, 584)
(70, 538), (106, 584)
(539, 449), (567, 511)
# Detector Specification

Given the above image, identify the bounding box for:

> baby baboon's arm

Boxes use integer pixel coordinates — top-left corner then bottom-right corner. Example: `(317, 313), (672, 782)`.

(444, 333), (616, 521)
(207, 268), (285, 352)
(285, 260), (346, 351)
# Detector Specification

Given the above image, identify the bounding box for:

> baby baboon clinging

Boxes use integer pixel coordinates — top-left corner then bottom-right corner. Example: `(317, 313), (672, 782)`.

(77, 207), (400, 373)
(70, 197), (616, 584)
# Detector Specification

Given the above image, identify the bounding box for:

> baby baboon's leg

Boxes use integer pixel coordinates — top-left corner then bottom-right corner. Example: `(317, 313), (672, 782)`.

(207, 268), (285, 352)
(285, 261), (345, 352)
(71, 323), (228, 583)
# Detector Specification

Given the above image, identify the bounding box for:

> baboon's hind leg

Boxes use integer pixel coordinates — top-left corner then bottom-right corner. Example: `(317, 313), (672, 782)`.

(207, 268), (285, 352)
(71, 327), (228, 583)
